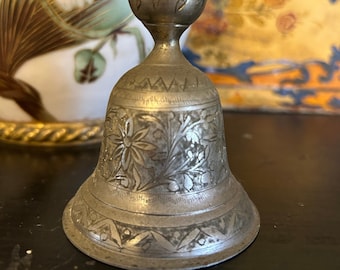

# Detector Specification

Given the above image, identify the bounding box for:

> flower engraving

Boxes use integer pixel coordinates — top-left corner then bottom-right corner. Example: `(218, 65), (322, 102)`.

(100, 105), (227, 193)
(107, 118), (156, 190)
(111, 118), (155, 171)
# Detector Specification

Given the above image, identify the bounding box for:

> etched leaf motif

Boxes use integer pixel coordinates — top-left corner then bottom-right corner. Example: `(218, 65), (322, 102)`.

(138, 114), (158, 122)
(227, 212), (237, 236)
(127, 231), (152, 247)
(219, 217), (227, 232)
(183, 175), (194, 191)
(132, 167), (141, 190)
(125, 118), (134, 137)
(130, 147), (144, 166)
(186, 130), (200, 144)
(206, 114), (216, 123)
(88, 219), (122, 247)
(108, 222), (122, 247)
(131, 127), (147, 140)
(168, 181), (180, 192)
(177, 228), (200, 250)
(151, 232), (175, 251)
(197, 150), (205, 161)
(134, 141), (156, 151)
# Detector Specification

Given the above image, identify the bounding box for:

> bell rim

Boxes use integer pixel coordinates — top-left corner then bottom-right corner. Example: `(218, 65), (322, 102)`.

(62, 199), (260, 270)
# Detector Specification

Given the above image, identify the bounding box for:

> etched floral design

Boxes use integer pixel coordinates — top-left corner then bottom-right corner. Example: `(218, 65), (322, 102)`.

(111, 118), (156, 171)
(153, 111), (217, 193)
(102, 116), (156, 190)
(99, 106), (227, 193)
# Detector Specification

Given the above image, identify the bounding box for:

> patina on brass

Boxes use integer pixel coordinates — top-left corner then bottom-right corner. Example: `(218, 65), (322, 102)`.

(62, 0), (260, 269)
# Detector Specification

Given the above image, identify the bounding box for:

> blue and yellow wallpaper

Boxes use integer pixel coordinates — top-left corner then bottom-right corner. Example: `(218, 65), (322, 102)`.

(184, 0), (340, 114)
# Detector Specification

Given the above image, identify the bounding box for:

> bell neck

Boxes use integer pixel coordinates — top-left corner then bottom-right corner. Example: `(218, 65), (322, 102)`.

(143, 23), (189, 66)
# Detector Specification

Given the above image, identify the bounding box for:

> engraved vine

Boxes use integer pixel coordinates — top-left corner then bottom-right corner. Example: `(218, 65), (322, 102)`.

(98, 105), (226, 193)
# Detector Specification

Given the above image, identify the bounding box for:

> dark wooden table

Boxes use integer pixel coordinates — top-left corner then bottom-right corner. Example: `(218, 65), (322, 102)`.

(1, 112), (340, 270)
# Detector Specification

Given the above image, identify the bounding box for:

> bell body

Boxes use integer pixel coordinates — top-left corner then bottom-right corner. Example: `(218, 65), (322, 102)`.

(63, 1), (260, 269)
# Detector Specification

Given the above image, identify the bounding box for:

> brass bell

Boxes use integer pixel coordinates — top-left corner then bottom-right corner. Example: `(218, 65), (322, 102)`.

(63, 0), (260, 269)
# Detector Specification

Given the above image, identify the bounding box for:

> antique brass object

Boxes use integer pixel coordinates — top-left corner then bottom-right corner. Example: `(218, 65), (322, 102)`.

(0, 120), (103, 146)
(63, 0), (260, 269)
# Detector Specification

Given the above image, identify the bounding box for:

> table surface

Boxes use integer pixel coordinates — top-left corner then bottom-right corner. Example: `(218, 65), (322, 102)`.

(1, 112), (340, 270)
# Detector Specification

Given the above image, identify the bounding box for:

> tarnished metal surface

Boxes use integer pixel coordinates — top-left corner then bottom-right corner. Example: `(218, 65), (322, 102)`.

(63, 0), (260, 269)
